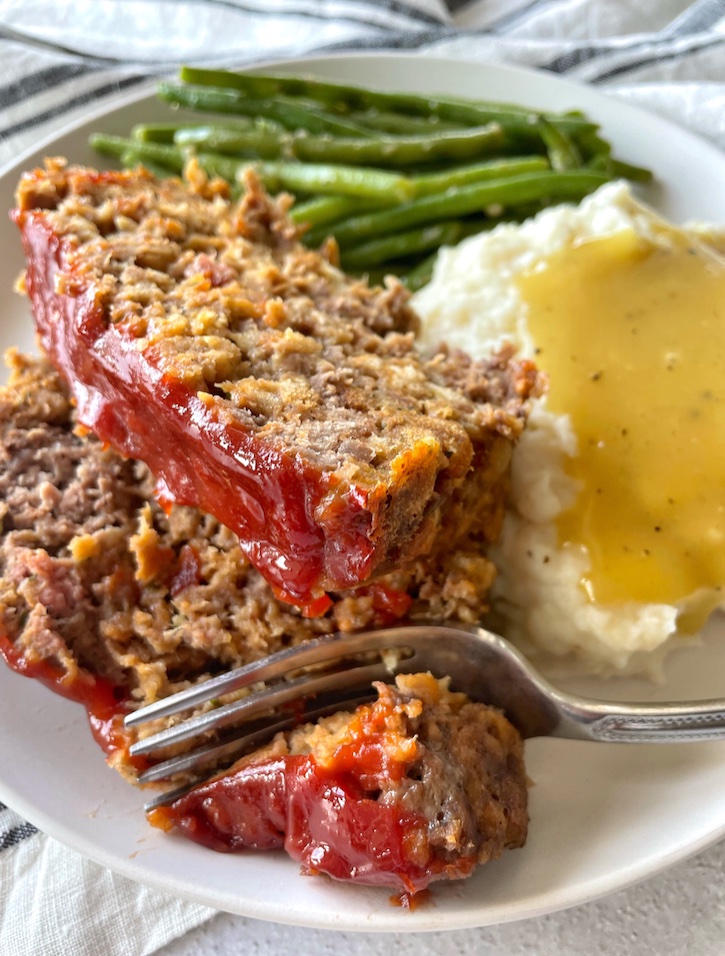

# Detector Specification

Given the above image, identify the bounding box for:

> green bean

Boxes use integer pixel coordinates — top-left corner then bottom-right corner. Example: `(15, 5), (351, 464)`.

(587, 153), (612, 174)
(250, 160), (414, 202)
(347, 109), (461, 134)
(576, 128), (655, 182)
(396, 219), (497, 288)
(342, 220), (463, 269)
(539, 119), (582, 171)
(584, 146), (653, 182)
(350, 265), (398, 285)
(578, 130), (649, 180)
(145, 129), (548, 185)
(181, 126), (530, 174)
(171, 148), (412, 202)
(411, 156), (549, 197)
(158, 83), (373, 137)
(132, 117), (286, 144)
(178, 67), (598, 136)
(585, 154), (652, 182)
(290, 123), (505, 168)
(575, 128), (612, 162)
(608, 158), (654, 183)
(306, 170), (611, 248)
(289, 195), (368, 228)
(173, 126), (284, 159)
(398, 220), (498, 290)
(187, 151), (246, 180)
(131, 122), (199, 143)
(120, 148), (175, 178)
(91, 134), (185, 172)
(456, 218), (496, 241)
(350, 257), (435, 285)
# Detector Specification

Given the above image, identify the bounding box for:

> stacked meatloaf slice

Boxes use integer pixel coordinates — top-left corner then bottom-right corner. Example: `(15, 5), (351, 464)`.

(13, 159), (538, 608)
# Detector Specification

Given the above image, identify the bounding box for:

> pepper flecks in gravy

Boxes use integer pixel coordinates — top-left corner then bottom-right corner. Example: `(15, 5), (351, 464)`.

(519, 227), (725, 611)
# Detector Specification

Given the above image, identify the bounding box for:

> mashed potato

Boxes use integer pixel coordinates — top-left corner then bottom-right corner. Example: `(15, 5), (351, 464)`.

(412, 182), (725, 677)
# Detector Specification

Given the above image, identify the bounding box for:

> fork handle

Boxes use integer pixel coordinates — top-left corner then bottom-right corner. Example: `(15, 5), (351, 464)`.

(554, 697), (725, 743)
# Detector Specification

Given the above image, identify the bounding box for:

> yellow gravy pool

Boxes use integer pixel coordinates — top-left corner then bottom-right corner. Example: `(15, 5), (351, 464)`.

(519, 226), (725, 612)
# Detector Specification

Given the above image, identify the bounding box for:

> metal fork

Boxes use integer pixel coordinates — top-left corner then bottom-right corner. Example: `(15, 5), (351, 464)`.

(125, 623), (725, 808)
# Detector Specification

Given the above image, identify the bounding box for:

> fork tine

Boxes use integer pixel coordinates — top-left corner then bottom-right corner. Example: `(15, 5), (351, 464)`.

(138, 693), (375, 791)
(122, 619), (725, 824)
(129, 659), (389, 757)
(137, 717), (296, 784)
(124, 630), (411, 729)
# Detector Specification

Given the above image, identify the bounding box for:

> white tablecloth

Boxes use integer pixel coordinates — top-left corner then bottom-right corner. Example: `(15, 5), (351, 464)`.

(1, 2), (724, 954)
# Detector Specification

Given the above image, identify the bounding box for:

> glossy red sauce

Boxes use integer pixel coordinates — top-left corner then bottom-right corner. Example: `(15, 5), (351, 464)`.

(149, 752), (436, 892)
(14, 207), (383, 610)
(0, 631), (119, 719)
(150, 757), (289, 852)
(286, 755), (432, 891)
(363, 583), (414, 624)
(0, 629), (136, 763)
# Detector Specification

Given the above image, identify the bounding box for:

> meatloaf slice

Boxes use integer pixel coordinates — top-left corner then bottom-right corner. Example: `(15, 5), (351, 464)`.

(0, 352), (508, 782)
(1, 355), (529, 892)
(148, 673), (528, 894)
(13, 159), (538, 608)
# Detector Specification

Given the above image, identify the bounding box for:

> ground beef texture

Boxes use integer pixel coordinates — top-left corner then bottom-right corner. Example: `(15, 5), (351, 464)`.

(13, 159), (539, 608)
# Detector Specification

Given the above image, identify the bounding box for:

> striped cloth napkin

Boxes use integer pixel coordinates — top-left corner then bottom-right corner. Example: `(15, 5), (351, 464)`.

(1, 2), (724, 954)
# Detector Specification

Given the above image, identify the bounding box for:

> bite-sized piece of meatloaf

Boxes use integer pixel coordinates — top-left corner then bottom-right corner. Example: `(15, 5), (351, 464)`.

(13, 159), (539, 609)
(0, 352), (510, 782)
(148, 673), (528, 894)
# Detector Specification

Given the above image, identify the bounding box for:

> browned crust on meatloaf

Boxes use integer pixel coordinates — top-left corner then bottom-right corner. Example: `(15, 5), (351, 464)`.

(0, 352), (522, 780)
(13, 159), (540, 602)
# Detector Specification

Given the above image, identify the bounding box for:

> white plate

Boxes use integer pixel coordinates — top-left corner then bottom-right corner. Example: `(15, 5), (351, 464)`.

(2, 54), (725, 932)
